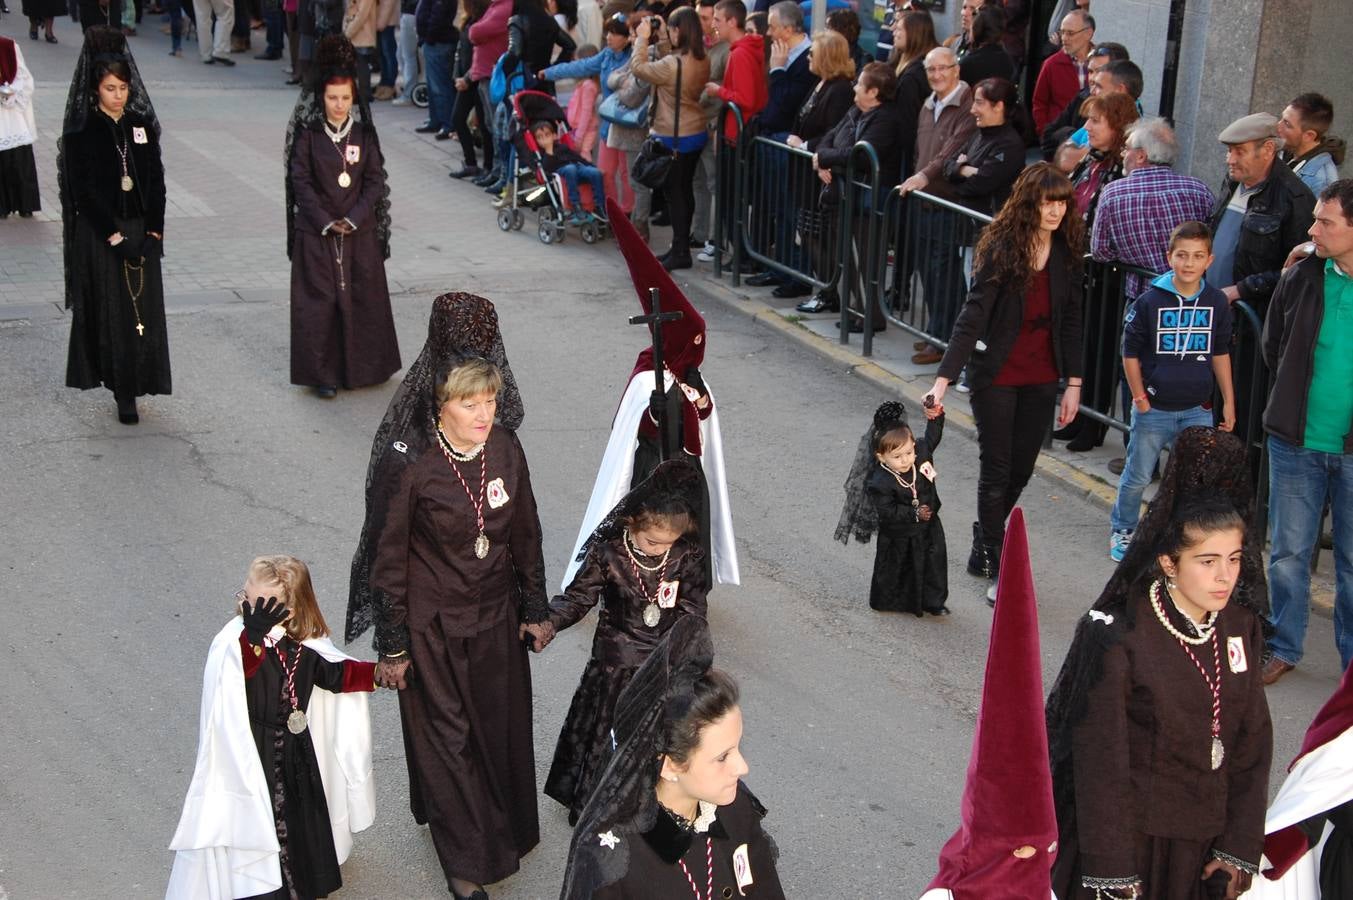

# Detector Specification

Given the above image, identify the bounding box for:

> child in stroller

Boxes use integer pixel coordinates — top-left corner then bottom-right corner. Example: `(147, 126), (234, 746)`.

(503, 90), (609, 244)
(532, 121), (606, 226)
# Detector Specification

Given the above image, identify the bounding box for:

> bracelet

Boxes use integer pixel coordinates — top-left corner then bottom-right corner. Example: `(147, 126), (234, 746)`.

(381, 649), (409, 659)
(1066, 381), (1082, 388)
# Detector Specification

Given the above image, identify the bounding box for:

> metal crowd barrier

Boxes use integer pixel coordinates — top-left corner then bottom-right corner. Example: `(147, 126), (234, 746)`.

(877, 187), (991, 352)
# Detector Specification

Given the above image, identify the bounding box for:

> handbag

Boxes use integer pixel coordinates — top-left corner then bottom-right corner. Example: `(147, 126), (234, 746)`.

(599, 90), (650, 129)
(630, 56), (682, 191)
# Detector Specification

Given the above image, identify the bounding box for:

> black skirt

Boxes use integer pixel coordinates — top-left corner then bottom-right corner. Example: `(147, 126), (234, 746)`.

(0, 144), (40, 217)
(65, 215), (172, 398)
(544, 656), (634, 816)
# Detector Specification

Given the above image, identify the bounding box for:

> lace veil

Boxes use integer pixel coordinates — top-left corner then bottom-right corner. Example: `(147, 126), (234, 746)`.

(561, 616), (716, 900)
(1044, 427), (1269, 835)
(57, 26), (161, 310)
(345, 292), (525, 648)
(834, 401), (910, 544)
(283, 35), (392, 261)
(572, 458), (705, 566)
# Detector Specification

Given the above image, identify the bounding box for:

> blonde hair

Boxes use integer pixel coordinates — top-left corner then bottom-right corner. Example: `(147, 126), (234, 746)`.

(246, 555), (330, 640)
(435, 357), (504, 406)
(810, 30), (855, 82)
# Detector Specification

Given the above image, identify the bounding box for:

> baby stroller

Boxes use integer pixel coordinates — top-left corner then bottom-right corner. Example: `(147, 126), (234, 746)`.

(496, 89), (609, 245)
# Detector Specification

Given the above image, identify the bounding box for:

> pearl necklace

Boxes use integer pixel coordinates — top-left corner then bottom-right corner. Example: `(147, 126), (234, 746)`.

(880, 460), (920, 510)
(1148, 579), (1217, 645)
(623, 528), (670, 572)
(323, 115), (354, 144)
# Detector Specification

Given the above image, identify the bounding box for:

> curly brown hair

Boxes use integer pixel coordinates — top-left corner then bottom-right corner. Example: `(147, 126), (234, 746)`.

(974, 162), (1085, 290)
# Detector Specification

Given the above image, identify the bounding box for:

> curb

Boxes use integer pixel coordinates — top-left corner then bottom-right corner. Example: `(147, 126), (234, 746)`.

(681, 268), (1120, 513)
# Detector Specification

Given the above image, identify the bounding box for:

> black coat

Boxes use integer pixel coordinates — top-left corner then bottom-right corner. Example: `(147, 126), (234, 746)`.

(938, 121), (1025, 215)
(757, 43), (817, 136)
(503, 5), (575, 92)
(816, 101), (905, 191)
(1208, 162), (1315, 309)
(795, 77), (854, 145)
(415, 0), (458, 44)
(64, 110), (166, 240)
(959, 42), (1017, 88)
(937, 237), (1085, 391)
(1262, 254), (1353, 454)
(592, 784), (786, 899)
(1040, 85), (1088, 159)
(892, 57), (928, 178)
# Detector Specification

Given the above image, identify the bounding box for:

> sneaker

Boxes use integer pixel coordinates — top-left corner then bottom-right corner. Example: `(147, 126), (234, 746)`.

(566, 211), (590, 226)
(696, 242), (716, 263)
(985, 583), (998, 607)
(491, 190), (510, 208)
(1109, 529), (1132, 563)
(391, 97), (410, 106)
(955, 381), (971, 394)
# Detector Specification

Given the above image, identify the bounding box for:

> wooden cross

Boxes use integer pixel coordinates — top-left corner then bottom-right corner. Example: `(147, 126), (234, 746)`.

(629, 287), (684, 462)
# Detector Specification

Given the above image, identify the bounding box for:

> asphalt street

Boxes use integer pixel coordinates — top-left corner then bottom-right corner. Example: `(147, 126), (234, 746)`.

(0, 18), (1346, 900)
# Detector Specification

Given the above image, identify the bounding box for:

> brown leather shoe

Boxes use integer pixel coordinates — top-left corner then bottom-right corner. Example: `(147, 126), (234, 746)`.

(1261, 656), (1295, 686)
(911, 349), (943, 365)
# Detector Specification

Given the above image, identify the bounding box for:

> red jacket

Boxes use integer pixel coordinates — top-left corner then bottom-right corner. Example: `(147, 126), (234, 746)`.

(1031, 49), (1086, 133)
(714, 33), (767, 141)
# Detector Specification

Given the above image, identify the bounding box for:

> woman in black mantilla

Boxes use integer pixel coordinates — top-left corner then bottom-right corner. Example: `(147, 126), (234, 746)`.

(362, 348), (548, 900)
(285, 35), (401, 399)
(1045, 428), (1272, 900)
(60, 26), (170, 426)
(539, 459), (710, 823)
(561, 617), (784, 900)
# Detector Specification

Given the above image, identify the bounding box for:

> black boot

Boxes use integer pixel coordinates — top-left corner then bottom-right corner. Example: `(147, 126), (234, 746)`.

(1066, 421), (1107, 452)
(116, 393), (139, 425)
(966, 521), (994, 578)
(1052, 415), (1084, 441)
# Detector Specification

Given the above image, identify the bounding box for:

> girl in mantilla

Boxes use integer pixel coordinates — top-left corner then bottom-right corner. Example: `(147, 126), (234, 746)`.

(535, 458), (710, 824)
(284, 35), (401, 400)
(836, 399), (950, 616)
(60, 26), (170, 426)
(1045, 428), (1272, 900)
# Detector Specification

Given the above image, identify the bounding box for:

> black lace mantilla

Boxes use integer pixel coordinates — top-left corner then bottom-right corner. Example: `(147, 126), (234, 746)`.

(1045, 428), (1269, 847)
(57, 26), (161, 311)
(283, 35), (392, 261)
(561, 617), (715, 899)
(345, 292), (525, 650)
(835, 400), (910, 544)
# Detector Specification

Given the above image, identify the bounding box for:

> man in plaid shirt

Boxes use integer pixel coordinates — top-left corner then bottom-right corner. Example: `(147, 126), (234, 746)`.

(1091, 117), (1216, 299)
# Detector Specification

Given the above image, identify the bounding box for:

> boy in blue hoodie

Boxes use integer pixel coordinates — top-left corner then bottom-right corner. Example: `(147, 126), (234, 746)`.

(1109, 221), (1236, 561)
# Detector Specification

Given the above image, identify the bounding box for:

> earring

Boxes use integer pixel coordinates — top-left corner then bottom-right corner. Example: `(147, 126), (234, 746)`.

(664, 774), (679, 783)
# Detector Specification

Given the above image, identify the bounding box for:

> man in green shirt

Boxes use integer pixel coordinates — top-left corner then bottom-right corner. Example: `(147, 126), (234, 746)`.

(1261, 179), (1353, 684)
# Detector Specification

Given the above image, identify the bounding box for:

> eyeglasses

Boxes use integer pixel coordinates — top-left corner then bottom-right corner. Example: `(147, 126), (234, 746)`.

(234, 589), (249, 604)
(924, 63), (957, 73)
(1058, 26), (1088, 37)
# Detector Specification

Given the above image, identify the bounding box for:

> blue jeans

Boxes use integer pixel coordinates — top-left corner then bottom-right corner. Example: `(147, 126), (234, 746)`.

(397, 13), (419, 101)
(1266, 435), (1353, 668)
(421, 41), (454, 132)
(558, 163), (605, 209)
(377, 25), (397, 87)
(263, 7), (283, 55)
(1110, 405), (1215, 534)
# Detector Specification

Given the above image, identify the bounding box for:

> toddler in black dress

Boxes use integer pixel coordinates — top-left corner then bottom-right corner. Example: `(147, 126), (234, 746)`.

(837, 400), (950, 616)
